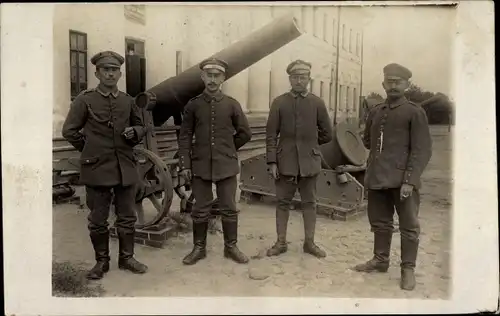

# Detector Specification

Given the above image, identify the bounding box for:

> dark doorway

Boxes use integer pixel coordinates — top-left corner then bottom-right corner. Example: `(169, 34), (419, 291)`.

(125, 38), (146, 97)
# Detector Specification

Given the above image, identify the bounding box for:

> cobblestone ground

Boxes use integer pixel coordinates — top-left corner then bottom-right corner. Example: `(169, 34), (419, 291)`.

(52, 126), (452, 299)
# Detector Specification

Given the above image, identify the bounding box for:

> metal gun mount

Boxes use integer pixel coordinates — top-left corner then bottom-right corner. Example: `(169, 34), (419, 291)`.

(239, 122), (369, 221)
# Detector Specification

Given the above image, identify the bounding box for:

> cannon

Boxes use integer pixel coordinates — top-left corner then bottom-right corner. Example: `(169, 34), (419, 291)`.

(238, 121), (369, 221)
(52, 14), (303, 247)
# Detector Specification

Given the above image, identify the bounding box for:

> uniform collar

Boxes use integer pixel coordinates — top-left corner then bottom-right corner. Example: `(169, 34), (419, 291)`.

(290, 90), (309, 98)
(385, 96), (408, 109)
(202, 90), (224, 102)
(96, 85), (119, 98)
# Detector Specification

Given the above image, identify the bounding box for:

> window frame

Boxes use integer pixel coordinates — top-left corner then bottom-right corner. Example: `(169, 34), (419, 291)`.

(349, 28), (353, 53)
(356, 32), (360, 56)
(69, 30), (88, 100)
(332, 19), (336, 46)
(342, 24), (346, 49)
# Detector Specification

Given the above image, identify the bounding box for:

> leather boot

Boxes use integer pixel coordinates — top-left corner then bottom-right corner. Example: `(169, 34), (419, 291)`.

(86, 231), (110, 280)
(222, 218), (249, 264)
(302, 207), (326, 258)
(353, 232), (392, 272)
(117, 231), (148, 274)
(267, 207), (289, 256)
(400, 238), (419, 290)
(182, 221), (209, 265)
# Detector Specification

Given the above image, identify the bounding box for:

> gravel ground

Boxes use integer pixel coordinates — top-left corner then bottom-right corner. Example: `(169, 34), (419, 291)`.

(52, 126), (452, 299)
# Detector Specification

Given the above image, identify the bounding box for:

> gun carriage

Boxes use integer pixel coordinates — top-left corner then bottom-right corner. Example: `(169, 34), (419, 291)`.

(238, 121), (369, 221)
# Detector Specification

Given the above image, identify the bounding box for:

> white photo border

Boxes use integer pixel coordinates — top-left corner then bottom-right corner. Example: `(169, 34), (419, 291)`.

(2, 1), (498, 314)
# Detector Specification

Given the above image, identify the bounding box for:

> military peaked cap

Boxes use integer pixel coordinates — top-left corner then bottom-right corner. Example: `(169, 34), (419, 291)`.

(90, 51), (125, 68)
(199, 57), (229, 73)
(383, 63), (412, 80)
(286, 59), (312, 75)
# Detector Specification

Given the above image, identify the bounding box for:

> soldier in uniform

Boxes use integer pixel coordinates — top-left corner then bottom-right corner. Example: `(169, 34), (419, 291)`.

(62, 51), (148, 280)
(265, 60), (333, 258)
(178, 57), (252, 265)
(353, 63), (432, 291)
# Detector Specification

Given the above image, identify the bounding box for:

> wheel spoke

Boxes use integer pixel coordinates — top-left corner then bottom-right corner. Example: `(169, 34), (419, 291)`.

(136, 202), (145, 225)
(139, 160), (155, 178)
(148, 195), (163, 212)
(133, 147), (174, 228)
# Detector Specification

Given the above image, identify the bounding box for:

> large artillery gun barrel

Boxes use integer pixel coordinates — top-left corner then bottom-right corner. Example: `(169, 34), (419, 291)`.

(135, 14), (303, 127)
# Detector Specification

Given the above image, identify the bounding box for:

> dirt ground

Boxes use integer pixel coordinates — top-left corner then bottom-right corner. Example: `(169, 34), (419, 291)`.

(52, 125), (452, 299)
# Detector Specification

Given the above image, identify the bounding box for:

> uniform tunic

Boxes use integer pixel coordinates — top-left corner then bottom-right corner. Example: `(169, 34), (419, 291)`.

(266, 91), (333, 177)
(363, 96), (432, 246)
(178, 91), (252, 182)
(363, 97), (432, 190)
(62, 87), (145, 187)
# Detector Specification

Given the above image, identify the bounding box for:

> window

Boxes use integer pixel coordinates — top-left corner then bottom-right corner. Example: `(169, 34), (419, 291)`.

(356, 33), (360, 56)
(342, 24), (346, 49)
(346, 86), (351, 110)
(332, 19), (336, 46)
(353, 87), (358, 111)
(268, 71), (273, 105)
(126, 39), (145, 57)
(323, 13), (328, 42)
(69, 30), (88, 99)
(312, 7), (318, 37)
(339, 85), (344, 109)
(349, 28), (353, 53)
(320, 81), (324, 99)
(328, 82), (333, 109)
(268, 71), (273, 106)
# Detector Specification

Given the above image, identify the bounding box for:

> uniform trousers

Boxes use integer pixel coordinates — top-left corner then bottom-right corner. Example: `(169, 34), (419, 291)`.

(367, 188), (420, 239)
(276, 175), (317, 210)
(367, 188), (421, 268)
(86, 184), (137, 235)
(191, 176), (238, 223)
(275, 175), (318, 243)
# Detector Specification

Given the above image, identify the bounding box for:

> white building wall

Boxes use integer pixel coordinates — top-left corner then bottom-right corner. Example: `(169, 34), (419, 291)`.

(336, 6), (363, 123)
(53, 4), (126, 135)
(52, 4), (365, 137)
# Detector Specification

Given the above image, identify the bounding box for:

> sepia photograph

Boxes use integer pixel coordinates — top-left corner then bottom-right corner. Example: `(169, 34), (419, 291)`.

(2, 1), (498, 315)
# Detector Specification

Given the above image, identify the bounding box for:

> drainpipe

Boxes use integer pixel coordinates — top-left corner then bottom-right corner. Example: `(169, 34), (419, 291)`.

(333, 6), (341, 126)
(358, 29), (364, 128)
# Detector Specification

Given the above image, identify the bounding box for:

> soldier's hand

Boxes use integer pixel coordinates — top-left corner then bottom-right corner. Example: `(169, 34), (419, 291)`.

(268, 163), (279, 180)
(122, 127), (136, 139)
(400, 184), (413, 200)
(179, 168), (192, 182)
